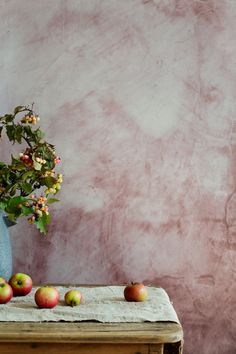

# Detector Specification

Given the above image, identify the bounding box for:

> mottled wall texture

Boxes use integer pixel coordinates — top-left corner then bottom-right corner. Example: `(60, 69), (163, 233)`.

(0, 0), (235, 353)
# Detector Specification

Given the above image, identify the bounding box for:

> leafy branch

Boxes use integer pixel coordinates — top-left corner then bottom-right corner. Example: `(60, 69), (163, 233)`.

(0, 105), (62, 234)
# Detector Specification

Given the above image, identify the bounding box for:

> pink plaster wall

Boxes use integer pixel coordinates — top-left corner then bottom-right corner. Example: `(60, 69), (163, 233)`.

(0, 1), (235, 353)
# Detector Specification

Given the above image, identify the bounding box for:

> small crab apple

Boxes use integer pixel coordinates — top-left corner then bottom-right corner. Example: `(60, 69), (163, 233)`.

(35, 286), (59, 309)
(19, 153), (33, 167)
(54, 156), (61, 165)
(9, 273), (33, 296)
(124, 282), (148, 302)
(64, 290), (83, 307)
(0, 283), (13, 304)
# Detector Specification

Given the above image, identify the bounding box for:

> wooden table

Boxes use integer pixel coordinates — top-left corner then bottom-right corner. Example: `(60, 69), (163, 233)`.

(0, 285), (183, 353)
(0, 321), (183, 354)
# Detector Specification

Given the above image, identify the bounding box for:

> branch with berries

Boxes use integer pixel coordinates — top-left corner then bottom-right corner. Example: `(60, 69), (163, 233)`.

(0, 104), (62, 234)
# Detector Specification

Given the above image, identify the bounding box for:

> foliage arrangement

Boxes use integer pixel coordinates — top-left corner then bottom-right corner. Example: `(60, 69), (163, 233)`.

(0, 105), (62, 234)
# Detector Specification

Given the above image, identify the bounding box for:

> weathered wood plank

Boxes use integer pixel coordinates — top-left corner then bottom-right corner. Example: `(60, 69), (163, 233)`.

(149, 344), (164, 354)
(0, 343), (149, 354)
(0, 322), (183, 344)
(0, 285), (183, 353)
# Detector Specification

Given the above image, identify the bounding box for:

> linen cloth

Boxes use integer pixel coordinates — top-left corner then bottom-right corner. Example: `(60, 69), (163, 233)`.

(0, 286), (180, 323)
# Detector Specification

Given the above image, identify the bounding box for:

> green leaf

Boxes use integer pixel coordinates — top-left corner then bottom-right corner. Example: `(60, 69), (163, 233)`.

(35, 128), (44, 140)
(35, 212), (50, 234)
(23, 125), (32, 135)
(6, 125), (15, 141)
(23, 125), (35, 143)
(21, 183), (32, 194)
(6, 213), (17, 222)
(14, 106), (24, 114)
(9, 186), (17, 196)
(0, 126), (3, 138)
(8, 196), (25, 206)
(0, 201), (7, 210)
(3, 171), (11, 184)
(33, 160), (42, 171)
(40, 176), (55, 188)
(21, 170), (34, 181)
(6, 196), (26, 214)
(35, 221), (46, 233)
(11, 155), (20, 164)
(11, 163), (26, 171)
(21, 205), (33, 216)
(15, 125), (23, 144)
(4, 114), (14, 123)
(47, 198), (59, 204)
(5, 207), (21, 218)
(45, 212), (51, 225)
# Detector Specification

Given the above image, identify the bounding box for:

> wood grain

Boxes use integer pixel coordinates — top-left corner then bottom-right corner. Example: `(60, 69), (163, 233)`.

(0, 286), (183, 353)
(0, 343), (149, 354)
(149, 344), (164, 354)
(0, 322), (183, 344)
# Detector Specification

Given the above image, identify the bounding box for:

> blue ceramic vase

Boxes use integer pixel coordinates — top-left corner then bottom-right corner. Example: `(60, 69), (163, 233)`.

(0, 210), (15, 280)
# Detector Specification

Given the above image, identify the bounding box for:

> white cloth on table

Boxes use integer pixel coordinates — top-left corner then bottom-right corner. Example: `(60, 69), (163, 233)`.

(0, 286), (180, 323)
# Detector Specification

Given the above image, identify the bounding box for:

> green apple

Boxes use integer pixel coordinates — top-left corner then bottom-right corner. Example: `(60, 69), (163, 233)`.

(64, 290), (82, 307)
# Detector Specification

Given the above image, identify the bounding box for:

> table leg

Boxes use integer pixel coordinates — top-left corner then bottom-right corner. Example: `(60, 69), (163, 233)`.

(179, 340), (184, 354)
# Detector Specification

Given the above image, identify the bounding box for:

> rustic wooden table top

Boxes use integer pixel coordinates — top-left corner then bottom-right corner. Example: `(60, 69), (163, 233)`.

(0, 285), (184, 354)
(0, 321), (183, 344)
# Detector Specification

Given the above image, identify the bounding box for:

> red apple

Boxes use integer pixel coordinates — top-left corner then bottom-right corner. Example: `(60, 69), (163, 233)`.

(9, 273), (33, 296)
(0, 277), (7, 284)
(35, 286), (59, 309)
(0, 283), (13, 304)
(124, 282), (148, 302)
(64, 290), (82, 307)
